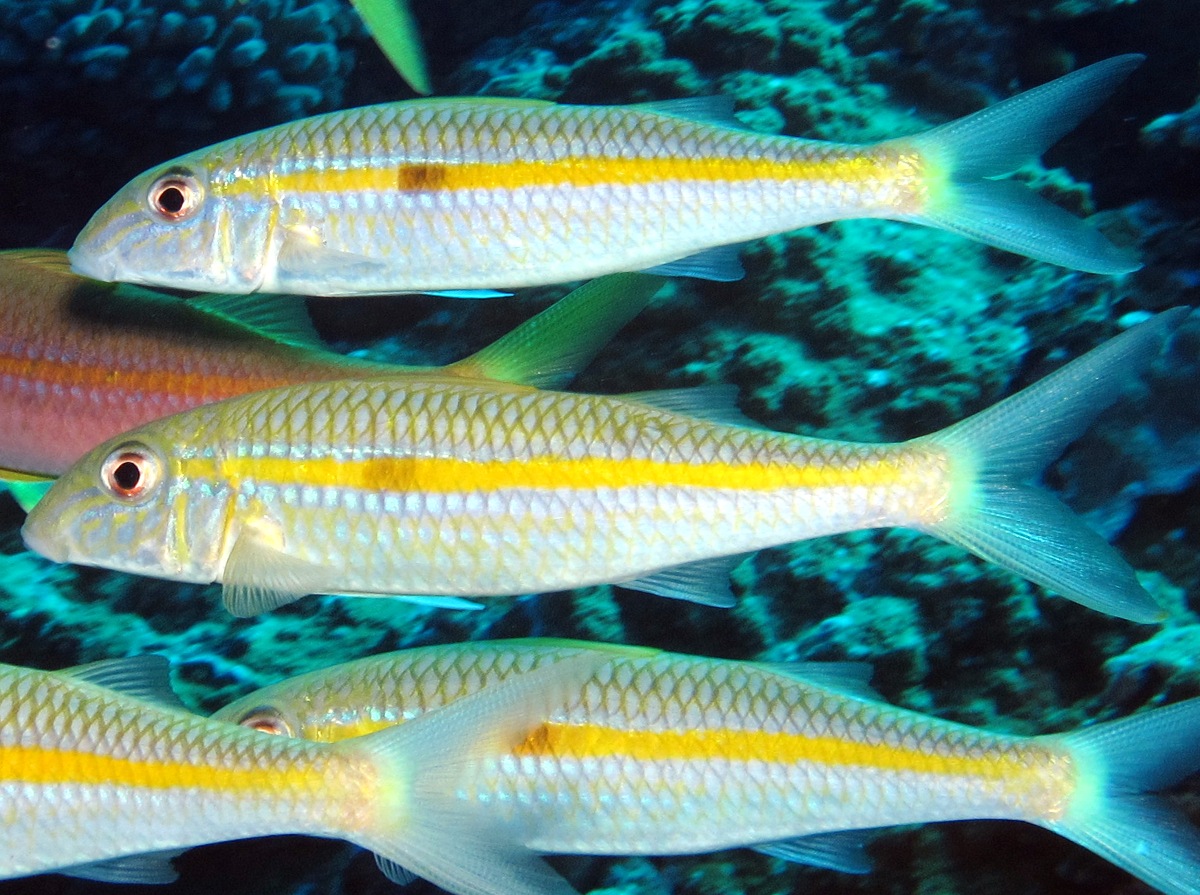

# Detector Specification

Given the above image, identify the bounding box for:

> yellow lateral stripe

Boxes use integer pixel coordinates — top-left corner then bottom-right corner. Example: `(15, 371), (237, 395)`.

(213, 152), (912, 201)
(182, 452), (918, 494)
(0, 744), (322, 792)
(515, 723), (1026, 780)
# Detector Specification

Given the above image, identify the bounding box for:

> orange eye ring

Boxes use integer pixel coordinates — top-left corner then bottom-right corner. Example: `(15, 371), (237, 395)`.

(99, 442), (162, 502)
(147, 170), (203, 222)
(237, 707), (293, 737)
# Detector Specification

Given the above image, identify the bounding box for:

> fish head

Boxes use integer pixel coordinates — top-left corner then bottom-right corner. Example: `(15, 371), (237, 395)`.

(212, 663), (401, 742)
(68, 148), (271, 293)
(211, 687), (306, 739)
(21, 421), (230, 585)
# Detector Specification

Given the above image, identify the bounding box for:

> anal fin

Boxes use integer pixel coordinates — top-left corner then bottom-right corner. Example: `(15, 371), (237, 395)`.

(62, 850), (184, 884)
(754, 831), (874, 874)
(620, 554), (748, 608)
(642, 244), (745, 281)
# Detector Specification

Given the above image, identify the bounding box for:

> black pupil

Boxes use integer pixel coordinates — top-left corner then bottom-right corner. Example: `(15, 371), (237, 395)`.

(157, 185), (186, 214)
(113, 460), (142, 492)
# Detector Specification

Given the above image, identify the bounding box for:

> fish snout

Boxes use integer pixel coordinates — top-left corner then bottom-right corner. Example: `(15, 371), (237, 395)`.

(21, 513), (68, 564)
(66, 243), (117, 283)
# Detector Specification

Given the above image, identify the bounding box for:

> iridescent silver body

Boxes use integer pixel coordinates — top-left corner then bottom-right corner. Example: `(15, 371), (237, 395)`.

(69, 99), (920, 294)
(217, 640), (1075, 857)
(23, 375), (949, 599)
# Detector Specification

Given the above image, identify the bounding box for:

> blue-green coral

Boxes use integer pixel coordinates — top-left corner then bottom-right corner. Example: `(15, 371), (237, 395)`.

(0, 0), (363, 117)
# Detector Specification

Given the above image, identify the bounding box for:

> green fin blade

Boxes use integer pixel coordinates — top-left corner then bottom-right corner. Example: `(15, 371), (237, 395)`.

(446, 273), (666, 389)
(350, 0), (431, 94)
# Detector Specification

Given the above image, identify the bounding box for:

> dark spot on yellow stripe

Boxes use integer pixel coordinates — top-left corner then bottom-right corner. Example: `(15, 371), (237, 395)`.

(396, 164), (448, 191)
(517, 723), (554, 754)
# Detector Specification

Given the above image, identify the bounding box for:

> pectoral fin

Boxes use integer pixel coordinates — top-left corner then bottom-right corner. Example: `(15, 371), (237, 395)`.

(189, 292), (324, 348)
(635, 96), (743, 129)
(276, 230), (390, 293)
(221, 526), (330, 616)
(620, 384), (760, 428)
(758, 661), (881, 701)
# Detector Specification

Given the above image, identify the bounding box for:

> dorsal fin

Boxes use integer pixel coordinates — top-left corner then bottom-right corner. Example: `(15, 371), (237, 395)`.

(620, 385), (761, 428)
(759, 661), (881, 701)
(635, 96), (744, 129)
(444, 273), (666, 389)
(60, 656), (187, 709)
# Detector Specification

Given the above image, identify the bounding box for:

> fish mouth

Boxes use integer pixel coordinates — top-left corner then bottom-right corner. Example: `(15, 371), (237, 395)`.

(20, 515), (68, 564)
(66, 244), (118, 283)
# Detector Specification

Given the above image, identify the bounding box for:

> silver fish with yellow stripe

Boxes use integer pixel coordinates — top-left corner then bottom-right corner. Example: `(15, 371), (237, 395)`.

(21, 307), (1185, 621)
(0, 648), (616, 890)
(67, 56), (1142, 295)
(214, 638), (1200, 895)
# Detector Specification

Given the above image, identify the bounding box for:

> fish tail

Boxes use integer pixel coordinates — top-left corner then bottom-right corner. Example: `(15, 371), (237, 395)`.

(899, 54), (1143, 274)
(335, 649), (624, 895)
(914, 307), (1188, 622)
(1039, 697), (1200, 895)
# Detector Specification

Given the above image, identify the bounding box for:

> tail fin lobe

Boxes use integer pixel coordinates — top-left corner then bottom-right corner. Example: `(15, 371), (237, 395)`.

(915, 308), (1188, 622)
(901, 54), (1144, 274)
(1043, 698), (1200, 895)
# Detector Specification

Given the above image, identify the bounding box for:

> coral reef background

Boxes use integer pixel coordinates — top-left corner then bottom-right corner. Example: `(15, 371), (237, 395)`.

(1, 1), (1199, 895)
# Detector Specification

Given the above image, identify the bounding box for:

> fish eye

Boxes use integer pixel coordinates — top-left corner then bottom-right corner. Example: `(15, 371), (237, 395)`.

(236, 706), (293, 737)
(99, 442), (163, 503)
(147, 169), (203, 223)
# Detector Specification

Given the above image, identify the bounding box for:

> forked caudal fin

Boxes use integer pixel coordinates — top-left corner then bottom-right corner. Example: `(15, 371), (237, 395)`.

(1040, 697), (1200, 895)
(912, 307), (1189, 623)
(896, 54), (1144, 274)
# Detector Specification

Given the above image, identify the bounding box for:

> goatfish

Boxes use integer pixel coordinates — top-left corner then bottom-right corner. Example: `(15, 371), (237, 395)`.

(213, 638), (1200, 895)
(0, 648), (617, 886)
(21, 307), (1186, 622)
(0, 249), (662, 502)
(67, 55), (1142, 296)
